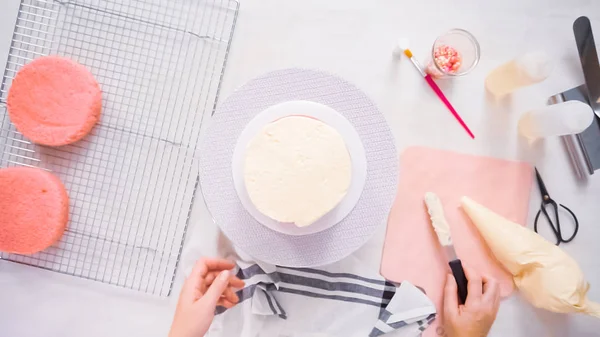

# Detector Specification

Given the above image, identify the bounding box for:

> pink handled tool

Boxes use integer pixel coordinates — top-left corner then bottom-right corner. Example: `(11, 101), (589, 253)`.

(394, 39), (475, 139)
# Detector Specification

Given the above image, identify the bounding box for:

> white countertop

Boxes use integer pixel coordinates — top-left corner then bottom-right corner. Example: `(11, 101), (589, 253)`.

(2, 0), (600, 336)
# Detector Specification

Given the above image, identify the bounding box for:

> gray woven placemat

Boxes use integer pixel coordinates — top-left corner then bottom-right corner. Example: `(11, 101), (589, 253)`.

(198, 68), (398, 267)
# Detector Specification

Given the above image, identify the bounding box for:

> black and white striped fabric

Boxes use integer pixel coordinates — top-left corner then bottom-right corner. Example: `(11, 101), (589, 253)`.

(210, 261), (436, 337)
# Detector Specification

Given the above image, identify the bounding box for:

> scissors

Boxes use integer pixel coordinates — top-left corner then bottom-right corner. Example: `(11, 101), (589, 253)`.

(534, 168), (579, 245)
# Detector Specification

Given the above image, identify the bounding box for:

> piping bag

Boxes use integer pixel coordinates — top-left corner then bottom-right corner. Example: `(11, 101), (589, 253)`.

(461, 197), (600, 317)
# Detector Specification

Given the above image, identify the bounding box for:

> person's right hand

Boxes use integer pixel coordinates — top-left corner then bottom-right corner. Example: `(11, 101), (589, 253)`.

(442, 266), (500, 337)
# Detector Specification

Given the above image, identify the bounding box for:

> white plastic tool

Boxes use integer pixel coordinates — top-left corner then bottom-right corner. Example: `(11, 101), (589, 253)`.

(518, 101), (594, 140)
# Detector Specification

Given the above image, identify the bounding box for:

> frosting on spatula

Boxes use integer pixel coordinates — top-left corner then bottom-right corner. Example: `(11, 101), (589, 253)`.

(424, 192), (452, 246)
(461, 196), (600, 318)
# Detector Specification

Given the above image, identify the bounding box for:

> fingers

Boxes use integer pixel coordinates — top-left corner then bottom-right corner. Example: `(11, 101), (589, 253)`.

(203, 270), (232, 307)
(223, 286), (240, 303)
(205, 273), (216, 286)
(179, 258), (240, 305)
(190, 258), (236, 282)
(190, 258), (210, 278)
(179, 259), (211, 304)
(482, 277), (500, 307)
(460, 265), (500, 316)
(204, 272), (243, 306)
(228, 276), (246, 288)
(443, 273), (459, 317)
(464, 265), (482, 306)
(205, 271), (245, 289)
(217, 299), (236, 309)
(201, 258), (236, 272)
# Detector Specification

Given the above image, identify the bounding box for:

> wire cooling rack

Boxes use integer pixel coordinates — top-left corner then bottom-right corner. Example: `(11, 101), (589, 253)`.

(0, 0), (239, 296)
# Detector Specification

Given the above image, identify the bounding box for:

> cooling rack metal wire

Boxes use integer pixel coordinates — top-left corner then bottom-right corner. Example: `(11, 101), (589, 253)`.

(0, 0), (239, 296)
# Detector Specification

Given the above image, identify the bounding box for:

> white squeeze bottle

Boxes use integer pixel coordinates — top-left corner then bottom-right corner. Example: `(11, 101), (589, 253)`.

(485, 52), (554, 98)
(518, 101), (594, 140)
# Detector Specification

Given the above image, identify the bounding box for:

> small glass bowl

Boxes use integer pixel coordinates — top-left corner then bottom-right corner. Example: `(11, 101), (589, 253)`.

(426, 29), (480, 79)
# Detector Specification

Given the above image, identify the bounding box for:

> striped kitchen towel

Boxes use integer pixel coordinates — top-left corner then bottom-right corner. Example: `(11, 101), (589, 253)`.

(208, 260), (437, 337)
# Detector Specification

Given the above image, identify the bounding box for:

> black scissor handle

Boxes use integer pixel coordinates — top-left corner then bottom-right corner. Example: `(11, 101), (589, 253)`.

(534, 201), (579, 245)
(558, 203), (579, 243)
(535, 207), (560, 246)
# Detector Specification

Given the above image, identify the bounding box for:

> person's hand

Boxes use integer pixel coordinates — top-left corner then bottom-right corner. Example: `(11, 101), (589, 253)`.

(169, 258), (245, 337)
(442, 266), (500, 337)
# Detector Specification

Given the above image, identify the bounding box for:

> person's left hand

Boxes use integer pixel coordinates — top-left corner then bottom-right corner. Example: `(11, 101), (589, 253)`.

(169, 258), (245, 337)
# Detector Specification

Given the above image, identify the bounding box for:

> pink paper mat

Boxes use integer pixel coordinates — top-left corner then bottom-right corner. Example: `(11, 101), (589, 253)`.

(380, 146), (532, 336)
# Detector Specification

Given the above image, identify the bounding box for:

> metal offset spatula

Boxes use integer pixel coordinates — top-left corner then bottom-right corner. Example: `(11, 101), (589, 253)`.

(424, 192), (469, 304)
(549, 16), (600, 177)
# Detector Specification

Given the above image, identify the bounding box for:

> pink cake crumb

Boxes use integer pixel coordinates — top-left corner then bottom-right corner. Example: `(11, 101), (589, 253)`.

(426, 45), (463, 78)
